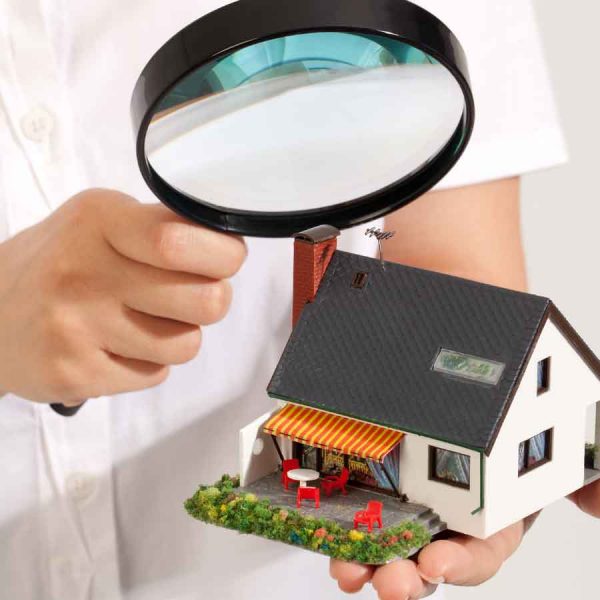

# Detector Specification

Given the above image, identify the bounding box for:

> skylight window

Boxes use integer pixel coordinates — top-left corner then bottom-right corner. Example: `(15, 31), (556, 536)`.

(433, 349), (505, 386)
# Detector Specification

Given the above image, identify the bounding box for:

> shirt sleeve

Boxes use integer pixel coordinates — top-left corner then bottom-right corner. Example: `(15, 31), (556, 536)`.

(417, 0), (568, 189)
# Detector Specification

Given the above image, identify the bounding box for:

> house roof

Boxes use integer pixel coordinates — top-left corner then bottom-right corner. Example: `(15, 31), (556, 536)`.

(268, 251), (600, 454)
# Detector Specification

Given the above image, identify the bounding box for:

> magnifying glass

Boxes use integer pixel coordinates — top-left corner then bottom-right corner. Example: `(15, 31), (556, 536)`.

(51, 0), (474, 416)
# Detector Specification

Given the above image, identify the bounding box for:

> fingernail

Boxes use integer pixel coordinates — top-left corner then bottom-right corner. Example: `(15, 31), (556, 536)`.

(416, 568), (445, 585)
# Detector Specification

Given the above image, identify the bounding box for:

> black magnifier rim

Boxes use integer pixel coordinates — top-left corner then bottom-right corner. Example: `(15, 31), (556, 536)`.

(132, 0), (475, 238)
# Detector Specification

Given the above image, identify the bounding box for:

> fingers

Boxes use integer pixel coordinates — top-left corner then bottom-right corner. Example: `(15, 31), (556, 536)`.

(569, 481), (600, 517)
(416, 520), (524, 586)
(329, 559), (437, 599)
(371, 559), (435, 600)
(119, 259), (232, 326)
(100, 306), (202, 366)
(330, 523), (525, 600)
(330, 560), (374, 594)
(61, 398), (88, 408)
(98, 353), (169, 397)
(56, 352), (169, 403)
(101, 197), (247, 278)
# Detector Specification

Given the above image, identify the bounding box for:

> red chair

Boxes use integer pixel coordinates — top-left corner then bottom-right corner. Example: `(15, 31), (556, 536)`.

(281, 459), (300, 490)
(296, 486), (320, 508)
(321, 467), (349, 497)
(353, 501), (383, 533)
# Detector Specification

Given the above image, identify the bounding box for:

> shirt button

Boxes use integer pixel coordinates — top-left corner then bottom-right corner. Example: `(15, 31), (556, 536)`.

(20, 106), (54, 142)
(66, 473), (97, 504)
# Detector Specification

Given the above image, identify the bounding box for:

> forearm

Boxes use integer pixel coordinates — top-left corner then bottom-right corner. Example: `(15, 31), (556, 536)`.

(384, 177), (528, 293)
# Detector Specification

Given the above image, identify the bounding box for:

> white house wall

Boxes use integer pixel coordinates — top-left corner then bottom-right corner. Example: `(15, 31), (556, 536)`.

(399, 435), (485, 538)
(484, 319), (600, 537)
(239, 410), (280, 487)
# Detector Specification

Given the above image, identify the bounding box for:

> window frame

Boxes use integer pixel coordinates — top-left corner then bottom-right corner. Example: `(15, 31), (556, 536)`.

(518, 428), (553, 477)
(428, 446), (471, 490)
(537, 357), (551, 396)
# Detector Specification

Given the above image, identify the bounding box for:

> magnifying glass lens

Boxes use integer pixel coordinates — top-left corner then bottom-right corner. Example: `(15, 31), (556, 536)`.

(146, 32), (465, 215)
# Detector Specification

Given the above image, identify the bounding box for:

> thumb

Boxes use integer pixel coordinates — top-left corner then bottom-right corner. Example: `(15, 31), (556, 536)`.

(569, 479), (600, 517)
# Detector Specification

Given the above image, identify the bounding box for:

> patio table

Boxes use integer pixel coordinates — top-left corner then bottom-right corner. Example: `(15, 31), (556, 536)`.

(286, 468), (319, 488)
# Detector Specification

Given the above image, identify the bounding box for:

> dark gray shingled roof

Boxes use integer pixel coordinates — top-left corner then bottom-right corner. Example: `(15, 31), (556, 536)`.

(268, 251), (600, 454)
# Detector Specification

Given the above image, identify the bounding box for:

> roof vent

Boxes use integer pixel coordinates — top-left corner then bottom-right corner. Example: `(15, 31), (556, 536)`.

(352, 272), (369, 289)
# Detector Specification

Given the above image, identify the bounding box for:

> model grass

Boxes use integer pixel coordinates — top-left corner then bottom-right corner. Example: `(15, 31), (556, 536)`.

(184, 475), (431, 565)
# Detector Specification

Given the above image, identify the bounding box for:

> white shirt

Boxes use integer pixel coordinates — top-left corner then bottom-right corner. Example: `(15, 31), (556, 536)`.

(0, 1), (566, 599)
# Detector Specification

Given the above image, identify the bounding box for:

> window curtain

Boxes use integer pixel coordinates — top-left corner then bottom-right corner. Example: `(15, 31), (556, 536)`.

(367, 444), (400, 490)
(435, 449), (470, 485)
(537, 361), (544, 389)
(519, 430), (549, 471)
(518, 441), (526, 471)
(529, 431), (547, 463)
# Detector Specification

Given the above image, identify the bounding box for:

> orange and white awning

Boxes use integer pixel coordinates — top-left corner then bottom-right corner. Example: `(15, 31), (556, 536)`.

(264, 404), (403, 463)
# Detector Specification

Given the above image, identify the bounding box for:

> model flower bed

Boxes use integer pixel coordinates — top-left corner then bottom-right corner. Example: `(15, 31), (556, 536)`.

(184, 475), (431, 564)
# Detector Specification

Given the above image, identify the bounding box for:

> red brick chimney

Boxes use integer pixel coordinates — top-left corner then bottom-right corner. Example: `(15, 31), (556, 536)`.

(292, 225), (340, 327)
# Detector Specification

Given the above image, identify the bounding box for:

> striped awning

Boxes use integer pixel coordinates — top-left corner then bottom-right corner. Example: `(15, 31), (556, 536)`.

(264, 404), (403, 463)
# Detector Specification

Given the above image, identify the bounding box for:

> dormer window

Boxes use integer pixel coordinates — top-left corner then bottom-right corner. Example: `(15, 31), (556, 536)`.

(537, 358), (551, 395)
(351, 272), (369, 289)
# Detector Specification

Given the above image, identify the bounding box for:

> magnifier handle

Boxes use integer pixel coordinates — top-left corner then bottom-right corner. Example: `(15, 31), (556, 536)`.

(50, 401), (86, 417)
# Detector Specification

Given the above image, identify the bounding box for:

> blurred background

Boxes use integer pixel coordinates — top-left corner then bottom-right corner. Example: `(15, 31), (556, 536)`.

(447, 2), (600, 599)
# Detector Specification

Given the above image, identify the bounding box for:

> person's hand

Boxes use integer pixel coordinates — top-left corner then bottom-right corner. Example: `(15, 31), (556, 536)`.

(0, 189), (246, 405)
(330, 519), (526, 599)
(570, 480), (600, 518)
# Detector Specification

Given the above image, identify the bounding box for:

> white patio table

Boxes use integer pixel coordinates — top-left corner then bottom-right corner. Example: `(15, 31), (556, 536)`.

(286, 468), (320, 488)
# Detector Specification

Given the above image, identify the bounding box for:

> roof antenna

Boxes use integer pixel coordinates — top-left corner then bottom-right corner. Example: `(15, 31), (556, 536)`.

(365, 227), (396, 269)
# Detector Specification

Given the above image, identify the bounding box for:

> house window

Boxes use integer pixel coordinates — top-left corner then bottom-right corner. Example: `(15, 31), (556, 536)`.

(351, 272), (369, 289)
(537, 358), (551, 395)
(518, 429), (553, 476)
(429, 446), (471, 489)
(433, 349), (505, 386)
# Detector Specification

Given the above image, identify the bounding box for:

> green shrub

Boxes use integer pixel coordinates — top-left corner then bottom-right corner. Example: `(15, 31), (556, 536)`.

(185, 475), (431, 564)
(585, 444), (598, 468)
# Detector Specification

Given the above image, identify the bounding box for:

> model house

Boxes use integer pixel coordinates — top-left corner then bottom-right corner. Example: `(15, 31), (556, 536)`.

(240, 225), (600, 539)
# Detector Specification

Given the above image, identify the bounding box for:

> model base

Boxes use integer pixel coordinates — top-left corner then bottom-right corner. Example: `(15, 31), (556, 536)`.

(185, 473), (445, 565)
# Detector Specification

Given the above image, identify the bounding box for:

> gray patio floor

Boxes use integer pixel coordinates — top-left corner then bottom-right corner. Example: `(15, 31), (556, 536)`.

(584, 468), (600, 485)
(241, 471), (445, 536)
